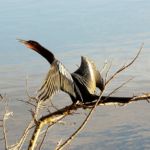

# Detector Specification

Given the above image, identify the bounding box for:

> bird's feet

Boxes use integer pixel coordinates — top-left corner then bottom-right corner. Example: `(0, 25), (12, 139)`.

(65, 102), (79, 114)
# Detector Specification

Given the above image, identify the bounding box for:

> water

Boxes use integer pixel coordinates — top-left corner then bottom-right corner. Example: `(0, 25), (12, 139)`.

(0, 0), (150, 149)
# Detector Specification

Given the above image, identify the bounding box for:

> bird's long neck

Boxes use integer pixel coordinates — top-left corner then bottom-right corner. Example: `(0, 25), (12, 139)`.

(32, 46), (55, 64)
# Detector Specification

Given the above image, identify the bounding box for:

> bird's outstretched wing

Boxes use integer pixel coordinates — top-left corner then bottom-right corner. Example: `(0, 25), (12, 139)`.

(38, 60), (76, 101)
(86, 56), (104, 91)
(74, 56), (104, 93)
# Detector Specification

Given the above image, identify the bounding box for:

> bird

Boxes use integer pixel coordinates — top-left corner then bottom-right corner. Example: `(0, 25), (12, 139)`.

(16, 39), (104, 104)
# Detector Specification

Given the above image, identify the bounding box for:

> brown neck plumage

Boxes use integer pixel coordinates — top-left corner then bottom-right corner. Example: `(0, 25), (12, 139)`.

(30, 44), (56, 65)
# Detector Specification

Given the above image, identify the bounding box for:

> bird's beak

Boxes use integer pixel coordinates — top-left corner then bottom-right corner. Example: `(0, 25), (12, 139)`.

(16, 39), (29, 44)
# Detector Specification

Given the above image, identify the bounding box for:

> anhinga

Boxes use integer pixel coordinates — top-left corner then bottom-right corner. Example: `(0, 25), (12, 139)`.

(16, 39), (104, 104)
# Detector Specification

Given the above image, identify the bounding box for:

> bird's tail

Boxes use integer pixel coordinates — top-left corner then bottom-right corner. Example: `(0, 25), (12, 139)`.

(101, 96), (131, 103)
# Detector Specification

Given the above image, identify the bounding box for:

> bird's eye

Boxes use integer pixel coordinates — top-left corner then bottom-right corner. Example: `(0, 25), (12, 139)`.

(29, 41), (33, 44)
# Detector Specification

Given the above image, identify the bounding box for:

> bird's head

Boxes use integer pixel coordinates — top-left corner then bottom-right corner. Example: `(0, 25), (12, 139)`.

(16, 39), (42, 51)
(16, 39), (55, 64)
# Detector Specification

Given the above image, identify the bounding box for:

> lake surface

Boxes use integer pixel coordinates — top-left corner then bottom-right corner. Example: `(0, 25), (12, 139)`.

(0, 0), (150, 149)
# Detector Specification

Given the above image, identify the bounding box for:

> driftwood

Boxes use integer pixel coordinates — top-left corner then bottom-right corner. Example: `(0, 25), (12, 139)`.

(1, 43), (150, 150)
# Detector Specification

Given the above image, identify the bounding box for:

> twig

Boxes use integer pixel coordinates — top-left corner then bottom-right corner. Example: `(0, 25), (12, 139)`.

(10, 100), (41, 150)
(17, 99), (36, 107)
(103, 77), (134, 103)
(73, 112), (88, 116)
(66, 144), (71, 150)
(17, 99), (41, 150)
(38, 124), (54, 150)
(47, 108), (52, 114)
(26, 74), (31, 100)
(0, 94), (6, 105)
(55, 139), (63, 150)
(7, 143), (19, 148)
(3, 99), (10, 150)
(105, 59), (114, 84)
(50, 99), (59, 111)
(39, 125), (51, 150)
(100, 60), (107, 74)
(106, 43), (144, 86)
(34, 139), (42, 150)
(57, 121), (76, 126)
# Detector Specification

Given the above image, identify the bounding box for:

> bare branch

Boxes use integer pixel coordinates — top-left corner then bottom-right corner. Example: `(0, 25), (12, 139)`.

(105, 59), (114, 84)
(0, 94), (6, 105)
(10, 99), (41, 150)
(102, 77), (134, 103)
(34, 139), (42, 150)
(66, 144), (71, 150)
(3, 99), (10, 150)
(50, 99), (59, 111)
(106, 43), (144, 86)
(26, 74), (31, 100)
(55, 139), (63, 150)
(17, 99), (36, 107)
(28, 114), (67, 150)
(100, 60), (107, 74)
(38, 124), (54, 150)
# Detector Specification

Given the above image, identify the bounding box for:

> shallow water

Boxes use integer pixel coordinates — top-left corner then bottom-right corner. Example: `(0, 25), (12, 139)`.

(0, 0), (150, 149)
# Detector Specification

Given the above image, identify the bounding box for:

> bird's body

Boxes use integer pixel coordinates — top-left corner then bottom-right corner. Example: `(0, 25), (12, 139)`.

(38, 57), (103, 104)
(71, 56), (103, 103)
(17, 39), (104, 104)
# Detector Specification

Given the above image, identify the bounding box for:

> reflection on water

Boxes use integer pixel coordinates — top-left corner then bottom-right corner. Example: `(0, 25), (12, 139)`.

(0, 0), (150, 149)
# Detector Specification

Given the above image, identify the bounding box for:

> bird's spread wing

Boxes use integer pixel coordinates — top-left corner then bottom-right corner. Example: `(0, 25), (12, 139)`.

(72, 73), (96, 95)
(73, 56), (96, 94)
(38, 60), (76, 101)
(74, 56), (104, 93)
(85, 56), (104, 91)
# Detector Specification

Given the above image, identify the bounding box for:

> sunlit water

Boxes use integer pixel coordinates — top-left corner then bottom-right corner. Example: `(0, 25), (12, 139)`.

(0, 0), (150, 149)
